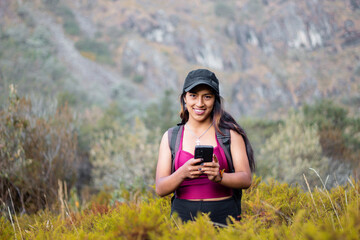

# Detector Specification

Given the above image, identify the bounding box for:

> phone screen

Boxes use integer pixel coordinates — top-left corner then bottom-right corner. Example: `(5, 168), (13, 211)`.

(194, 145), (214, 164)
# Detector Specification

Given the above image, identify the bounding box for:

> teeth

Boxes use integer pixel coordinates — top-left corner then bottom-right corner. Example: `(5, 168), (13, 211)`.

(194, 109), (205, 114)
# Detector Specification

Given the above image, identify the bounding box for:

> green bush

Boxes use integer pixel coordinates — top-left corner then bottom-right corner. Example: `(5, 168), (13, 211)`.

(132, 74), (144, 84)
(214, 2), (235, 20)
(63, 19), (81, 36)
(303, 99), (348, 130)
(52, 5), (74, 19)
(90, 118), (160, 190)
(239, 117), (282, 156)
(303, 100), (360, 166)
(0, 87), (79, 213)
(75, 39), (113, 64)
(49, 4), (81, 36)
(257, 111), (329, 187)
(142, 89), (179, 137)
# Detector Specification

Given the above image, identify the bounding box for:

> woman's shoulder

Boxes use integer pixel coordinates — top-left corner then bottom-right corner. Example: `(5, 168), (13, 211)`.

(167, 124), (184, 131)
(166, 124), (184, 138)
(162, 124), (183, 145)
(229, 129), (245, 145)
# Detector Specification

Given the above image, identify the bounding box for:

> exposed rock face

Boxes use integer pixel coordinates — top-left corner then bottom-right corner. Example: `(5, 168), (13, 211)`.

(175, 27), (225, 70)
(229, 1), (335, 54)
(145, 10), (177, 44)
(4, 0), (359, 117)
(121, 9), (178, 45)
(122, 38), (178, 93)
(222, 0), (359, 116)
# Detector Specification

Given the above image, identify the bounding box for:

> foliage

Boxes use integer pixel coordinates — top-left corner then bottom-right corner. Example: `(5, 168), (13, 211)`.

(75, 39), (113, 64)
(303, 99), (360, 167)
(77, 101), (132, 153)
(63, 18), (81, 36)
(79, 89), (178, 192)
(239, 117), (282, 156)
(257, 111), (330, 187)
(90, 117), (160, 190)
(132, 74), (144, 84)
(49, 4), (81, 36)
(57, 90), (85, 108)
(214, 2), (235, 20)
(1, 176), (359, 239)
(142, 89), (179, 138)
(303, 99), (348, 131)
(0, 216), (13, 240)
(0, 87), (79, 213)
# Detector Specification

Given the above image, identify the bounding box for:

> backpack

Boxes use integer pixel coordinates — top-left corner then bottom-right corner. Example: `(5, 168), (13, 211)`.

(167, 124), (243, 217)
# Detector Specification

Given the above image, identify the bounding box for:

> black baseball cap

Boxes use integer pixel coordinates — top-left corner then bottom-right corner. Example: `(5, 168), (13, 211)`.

(182, 69), (219, 94)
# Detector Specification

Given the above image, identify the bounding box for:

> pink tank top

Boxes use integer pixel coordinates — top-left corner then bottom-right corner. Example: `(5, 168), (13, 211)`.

(174, 127), (233, 199)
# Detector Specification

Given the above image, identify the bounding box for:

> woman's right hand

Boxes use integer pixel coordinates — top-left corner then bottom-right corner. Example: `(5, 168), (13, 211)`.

(179, 158), (204, 179)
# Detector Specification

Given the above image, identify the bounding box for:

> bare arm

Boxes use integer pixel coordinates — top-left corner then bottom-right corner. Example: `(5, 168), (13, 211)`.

(222, 130), (252, 188)
(202, 130), (252, 189)
(155, 131), (202, 197)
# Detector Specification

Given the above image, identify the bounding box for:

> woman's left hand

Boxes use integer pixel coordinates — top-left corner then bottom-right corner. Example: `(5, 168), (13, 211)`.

(202, 154), (220, 182)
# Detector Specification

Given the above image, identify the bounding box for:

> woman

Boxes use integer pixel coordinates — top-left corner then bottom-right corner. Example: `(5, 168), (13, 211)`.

(155, 69), (255, 225)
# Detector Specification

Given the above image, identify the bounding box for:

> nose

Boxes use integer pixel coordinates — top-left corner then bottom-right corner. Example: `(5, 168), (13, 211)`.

(196, 97), (204, 106)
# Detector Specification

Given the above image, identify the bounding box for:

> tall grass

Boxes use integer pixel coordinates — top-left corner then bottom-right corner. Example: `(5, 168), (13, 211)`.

(1, 175), (359, 239)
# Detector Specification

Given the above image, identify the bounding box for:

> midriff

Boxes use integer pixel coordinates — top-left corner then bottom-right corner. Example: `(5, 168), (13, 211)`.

(186, 195), (232, 201)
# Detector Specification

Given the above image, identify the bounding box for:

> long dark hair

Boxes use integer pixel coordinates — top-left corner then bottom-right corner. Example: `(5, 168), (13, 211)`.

(179, 91), (255, 172)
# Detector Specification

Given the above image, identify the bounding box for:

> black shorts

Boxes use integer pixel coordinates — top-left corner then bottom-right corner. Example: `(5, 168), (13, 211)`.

(170, 197), (240, 225)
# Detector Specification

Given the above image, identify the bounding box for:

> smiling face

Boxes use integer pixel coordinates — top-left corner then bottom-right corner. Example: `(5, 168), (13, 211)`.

(183, 84), (215, 123)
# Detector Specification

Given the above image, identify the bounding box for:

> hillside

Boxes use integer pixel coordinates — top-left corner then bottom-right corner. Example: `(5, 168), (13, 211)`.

(0, 0), (359, 118)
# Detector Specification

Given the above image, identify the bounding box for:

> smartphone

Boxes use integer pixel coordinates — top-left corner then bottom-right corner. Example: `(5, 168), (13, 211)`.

(194, 145), (214, 165)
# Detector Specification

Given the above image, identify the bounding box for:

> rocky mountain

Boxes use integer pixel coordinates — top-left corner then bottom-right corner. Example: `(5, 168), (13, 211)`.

(1, 0), (359, 118)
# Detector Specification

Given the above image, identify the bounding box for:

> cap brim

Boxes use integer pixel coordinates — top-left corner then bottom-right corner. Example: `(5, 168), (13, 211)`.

(184, 80), (218, 93)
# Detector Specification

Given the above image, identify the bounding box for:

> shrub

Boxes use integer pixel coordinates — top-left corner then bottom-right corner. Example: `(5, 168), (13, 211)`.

(214, 2), (235, 20)
(75, 39), (112, 64)
(257, 111), (329, 187)
(132, 74), (144, 84)
(239, 117), (282, 156)
(48, 4), (81, 36)
(303, 99), (348, 130)
(303, 100), (360, 168)
(63, 19), (81, 36)
(142, 89), (179, 137)
(90, 118), (160, 190)
(1, 176), (359, 239)
(0, 87), (79, 213)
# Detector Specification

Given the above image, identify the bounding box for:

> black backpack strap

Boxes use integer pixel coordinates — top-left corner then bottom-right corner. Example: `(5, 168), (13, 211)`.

(167, 124), (183, 204)
(216, 127), (242, 218)
(168, 124), (183, 173)
(216, 127), (234, 172)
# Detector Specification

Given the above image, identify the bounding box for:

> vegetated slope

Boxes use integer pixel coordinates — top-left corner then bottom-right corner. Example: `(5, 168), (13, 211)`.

(1, 0), (360, 117)
(55, 0), (360, 117)
(0, 1), (147, 110)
